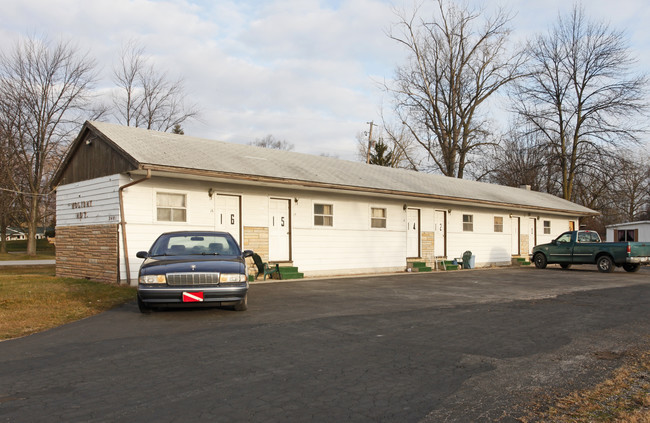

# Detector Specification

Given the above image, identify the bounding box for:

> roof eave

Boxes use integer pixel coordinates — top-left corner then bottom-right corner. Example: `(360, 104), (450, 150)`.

(139, 164), (599, 217)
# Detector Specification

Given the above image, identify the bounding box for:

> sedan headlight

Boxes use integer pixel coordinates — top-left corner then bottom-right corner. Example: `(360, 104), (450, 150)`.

(139, 274), (166, 284)
(219, 273), (247, 283)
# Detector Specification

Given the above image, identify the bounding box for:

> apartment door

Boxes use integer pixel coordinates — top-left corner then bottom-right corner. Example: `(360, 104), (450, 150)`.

(434, 210), (447, 257)
(269, 198), (291, 261)
(215, 194), (241, 246)
(407, 208), (420, 258)
(528, 218), (537, 254)
(511, 217), (520, 256)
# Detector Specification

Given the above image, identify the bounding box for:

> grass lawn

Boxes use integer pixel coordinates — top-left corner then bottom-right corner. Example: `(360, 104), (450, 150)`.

(521, 349), (650, 422)
(0, 239), (55, 260)
(0, 265), (136, 341)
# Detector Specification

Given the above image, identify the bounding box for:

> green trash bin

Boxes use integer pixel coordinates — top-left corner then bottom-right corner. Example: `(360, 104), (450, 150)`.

(462, 250), (473, 269)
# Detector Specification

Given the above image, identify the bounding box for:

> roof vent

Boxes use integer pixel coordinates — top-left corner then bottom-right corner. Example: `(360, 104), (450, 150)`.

(519, 184), (531, 190)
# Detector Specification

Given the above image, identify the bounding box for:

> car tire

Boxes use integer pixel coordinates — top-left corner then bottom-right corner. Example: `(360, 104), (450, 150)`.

(596, 256), (615, 273)
(233, 294), (248, 311)
(623, 263), (641, 273)
(137, 295), (152, 314)
(533, 253), (547, 269)
(560, 263), (571, 270)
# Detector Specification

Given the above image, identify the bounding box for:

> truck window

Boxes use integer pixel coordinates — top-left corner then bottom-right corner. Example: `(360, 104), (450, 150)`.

(556, 233), (572, 243)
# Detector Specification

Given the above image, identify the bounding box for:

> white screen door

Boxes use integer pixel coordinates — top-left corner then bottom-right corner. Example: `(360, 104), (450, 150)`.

(434, 210), (446, 257)
(215, 194), (241, 246)
(528, 218), (537, 254)
(407, 208), (420, 258)
(511, 217), (520, 256)
(269, 198), (290, 261)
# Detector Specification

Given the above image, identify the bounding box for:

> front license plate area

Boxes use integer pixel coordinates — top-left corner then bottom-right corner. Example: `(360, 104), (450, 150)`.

(182, 292), (204, 302)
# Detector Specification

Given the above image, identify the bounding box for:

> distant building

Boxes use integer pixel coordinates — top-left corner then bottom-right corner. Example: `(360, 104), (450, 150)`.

(605, 221), (650, 242)
(52, 121), (597, 284)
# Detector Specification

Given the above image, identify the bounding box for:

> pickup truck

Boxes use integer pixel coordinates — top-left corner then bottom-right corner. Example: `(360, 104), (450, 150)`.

(532, 230), (650, 273)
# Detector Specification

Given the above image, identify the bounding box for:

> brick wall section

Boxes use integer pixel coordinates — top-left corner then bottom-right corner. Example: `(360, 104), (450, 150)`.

(421, 231), (435, 267)
(243, 226), (269, 277)
(520, 234), (529, 258)
(56, 224), (119, 284)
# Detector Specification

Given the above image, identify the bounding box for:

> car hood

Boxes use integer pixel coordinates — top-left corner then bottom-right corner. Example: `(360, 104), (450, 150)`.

(139, 255), (245, 275)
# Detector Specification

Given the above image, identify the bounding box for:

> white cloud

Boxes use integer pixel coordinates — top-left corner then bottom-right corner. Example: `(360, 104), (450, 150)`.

(2, 0), (648, 160)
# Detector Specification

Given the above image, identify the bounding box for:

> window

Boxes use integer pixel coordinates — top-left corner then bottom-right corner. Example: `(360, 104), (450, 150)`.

(156, 192), (186, 222)
(617, 229), (637, 242)
(543, 220), (551, 234)
(314, 203), (333, 226)
(494, 216), (503, 232)
(463, 214), (473, 232)
(371, 207), (387, 228)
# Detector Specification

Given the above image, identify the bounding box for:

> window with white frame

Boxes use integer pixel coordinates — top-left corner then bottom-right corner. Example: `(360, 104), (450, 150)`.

(543, 220), (551, 234)
(314, 203), (333, 226)
(371, 207), (387, 228)
(156, 192), (187, 222)
(463, 214), (473, 232)
(494, 216), (503, 232)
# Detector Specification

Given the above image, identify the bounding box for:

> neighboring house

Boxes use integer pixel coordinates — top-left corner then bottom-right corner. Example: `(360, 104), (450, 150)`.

(51, 121), (597, 285)
(5, 227), (49, 241)
(605, 221), (650, 242)
(6, 228), (26, 241)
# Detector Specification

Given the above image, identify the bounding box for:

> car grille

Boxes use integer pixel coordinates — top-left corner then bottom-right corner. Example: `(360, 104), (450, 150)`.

(166, 272), (220, 286)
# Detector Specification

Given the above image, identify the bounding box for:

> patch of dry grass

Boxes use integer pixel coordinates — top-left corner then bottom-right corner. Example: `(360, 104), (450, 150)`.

(521, 350), (650, 422)
(0, 265), (136, 340)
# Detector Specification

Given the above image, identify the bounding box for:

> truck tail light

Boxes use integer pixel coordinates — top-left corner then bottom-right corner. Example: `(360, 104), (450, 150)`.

(627, 244), (631, 255)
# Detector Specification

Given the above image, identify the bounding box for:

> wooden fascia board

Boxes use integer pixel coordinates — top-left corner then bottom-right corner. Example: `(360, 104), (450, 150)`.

(139, 164), (599, 217)
(51, 121), (140, 188)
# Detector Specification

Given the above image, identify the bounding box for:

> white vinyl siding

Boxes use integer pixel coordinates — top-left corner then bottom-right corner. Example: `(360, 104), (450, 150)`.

(55, 175), (121, 226)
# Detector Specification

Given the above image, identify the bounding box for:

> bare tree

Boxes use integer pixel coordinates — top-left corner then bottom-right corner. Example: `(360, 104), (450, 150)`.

(512, 5), (648, 201)
(112, 41), (199, 132)
(481, 122), (555, 191)
(356, 124), (420, 170)
(250, 134), (294, 151)
(386, 0), (523, 178)
(0, 36), (97, 255)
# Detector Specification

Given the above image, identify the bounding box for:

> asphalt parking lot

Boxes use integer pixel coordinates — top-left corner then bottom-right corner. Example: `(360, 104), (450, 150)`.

(1, 265), (649, 422)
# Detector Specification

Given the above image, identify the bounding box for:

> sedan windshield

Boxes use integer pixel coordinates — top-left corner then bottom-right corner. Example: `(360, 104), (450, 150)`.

(150, 234), (240, 256)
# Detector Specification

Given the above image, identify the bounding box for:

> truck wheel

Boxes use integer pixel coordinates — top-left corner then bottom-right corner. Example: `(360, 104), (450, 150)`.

(596, 256), (614, 273)
(560, 263), (571, 270)
(533, 253), (547, 269)
(623, 263), (640, 273)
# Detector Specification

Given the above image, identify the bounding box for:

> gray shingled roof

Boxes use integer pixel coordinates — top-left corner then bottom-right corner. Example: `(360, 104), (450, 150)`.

(88, 121), (596, 215)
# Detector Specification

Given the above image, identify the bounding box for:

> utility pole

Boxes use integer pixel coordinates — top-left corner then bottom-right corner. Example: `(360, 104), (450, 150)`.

(366, 121), (377, 164)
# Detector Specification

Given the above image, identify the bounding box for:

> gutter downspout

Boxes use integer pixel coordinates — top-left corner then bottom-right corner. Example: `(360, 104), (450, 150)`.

(119, 169), (151, 285)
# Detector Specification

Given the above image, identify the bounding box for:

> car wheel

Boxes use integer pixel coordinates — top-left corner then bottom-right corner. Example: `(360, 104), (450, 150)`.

(596, 256), (615, 273)
(137, 295), (152, 314)
(233, 293), (248, 311)
(623, 263), (641, 273)
(533, 253), (547, 269)
(560, 263), (571, 270)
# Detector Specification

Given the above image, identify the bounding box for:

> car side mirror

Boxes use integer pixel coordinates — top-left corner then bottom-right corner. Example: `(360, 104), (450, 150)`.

(136, 251), (149, 259)
(242, 250), (254, 258)
(551, 240), (557, 245)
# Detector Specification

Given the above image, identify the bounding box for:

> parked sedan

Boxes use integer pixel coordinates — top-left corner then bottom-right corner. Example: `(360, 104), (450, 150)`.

(136, 231), (253, 313)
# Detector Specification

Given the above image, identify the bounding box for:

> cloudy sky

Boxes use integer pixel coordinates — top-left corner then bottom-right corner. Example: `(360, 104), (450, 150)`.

(2, 0), (649, 160)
